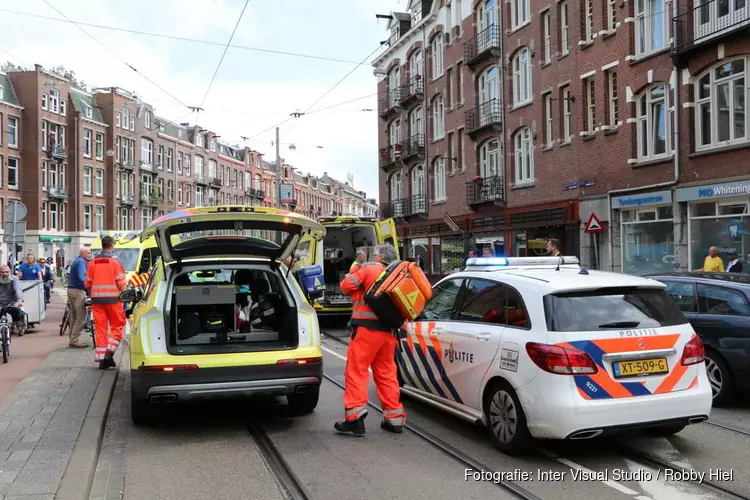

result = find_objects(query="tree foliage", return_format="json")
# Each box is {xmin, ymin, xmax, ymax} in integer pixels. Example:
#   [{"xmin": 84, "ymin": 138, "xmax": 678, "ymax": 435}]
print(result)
[
  {"xmin": 0, "ymin": 61, "xmax": 87, "ymax": 91},
  {"xmin": 1, "ymin": 61, "xmax": 27, "ymax": 72}
]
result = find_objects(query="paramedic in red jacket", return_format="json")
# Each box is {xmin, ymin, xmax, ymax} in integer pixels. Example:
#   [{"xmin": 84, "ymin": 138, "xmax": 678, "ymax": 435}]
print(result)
[
  {"xmin": 334, "ymin": 244, "xmax": 406, "ymax": 436},
  {"xmin": 85, "ymin": 235, "xmax": 127, "ymax": 369}
]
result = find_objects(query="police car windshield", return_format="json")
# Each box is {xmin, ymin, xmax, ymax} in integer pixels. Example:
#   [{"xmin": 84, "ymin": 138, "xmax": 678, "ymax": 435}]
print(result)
[
  {"xmin": 543, "ymin": 287, "xmax": 686, "ymax": 332},
  {"xmin": 98, "ymin": 248, "xmax": 139, "ymax": 272}
]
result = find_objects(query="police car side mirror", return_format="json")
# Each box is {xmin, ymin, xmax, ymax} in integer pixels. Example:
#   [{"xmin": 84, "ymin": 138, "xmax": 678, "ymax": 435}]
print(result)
[
  {"xmin": 296, "ymin": 265, "xmax": 326, "ymax": 300},
  {"xmin": 119, "ymin": 288, "xmax": 141, "ymax": 303}
]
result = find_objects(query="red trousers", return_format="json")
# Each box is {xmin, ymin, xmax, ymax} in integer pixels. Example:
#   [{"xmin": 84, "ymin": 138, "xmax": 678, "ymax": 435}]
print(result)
[
  {"xmin": 92, "ymin": 303, "xmax": 125, "ymax": 362},
  {"xmin": 343, "ymin": 327, "xmax": 406, "ymax": 426}
]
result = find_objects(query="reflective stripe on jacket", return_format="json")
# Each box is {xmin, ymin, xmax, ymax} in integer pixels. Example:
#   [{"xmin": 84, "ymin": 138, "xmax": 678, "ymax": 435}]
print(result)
[
  {"xmin": 85, "ymin": 252, "xmax": 126, "ymax": 304},
  {"xmin": 340, "ymin": 262, "xmax": 389, "ymax": 331}
]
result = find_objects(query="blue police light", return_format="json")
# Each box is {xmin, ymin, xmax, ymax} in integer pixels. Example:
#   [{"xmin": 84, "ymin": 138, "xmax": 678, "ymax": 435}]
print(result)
[{"xmin": 466, "ymin": 257, "xmax": 509, "ymax": 267}]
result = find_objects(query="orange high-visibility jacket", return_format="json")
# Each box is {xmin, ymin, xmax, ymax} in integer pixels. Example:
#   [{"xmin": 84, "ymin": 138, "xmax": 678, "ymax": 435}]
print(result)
[
  {"xmin": 340, "ymin": 262, "xmax": 389, "ymax": 331},
  {"xmin": 85, "ymin": 251, "xmax": 126, "ymax": 304}
]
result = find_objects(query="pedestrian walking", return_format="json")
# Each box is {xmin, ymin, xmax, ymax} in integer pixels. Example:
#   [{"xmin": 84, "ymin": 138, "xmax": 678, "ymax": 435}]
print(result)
[
  {"xmin": 695, "ymin": 245, "xmax": 724, "ymax": 272},
  {"xmin": 0, "ymin": 265, "xmax": 27, "ymax": 336},
  {"xmin": 84, "ymin": 236, "xmax": 127, "ymax": 369},
  {"xmin": 546, "ymin": 238, "xmax": 561, "ymax": 257},
  {"xmin": 334, "ymin": 244, "xmax": 406, "ymax": 436},
  {"xmin": 38, "ymin": 257, "xmax": 54, "ymax": 304},
  {"xmin": 16, "ymin": 253, "xmax": 42, "ymax": 281},
  {"xmin": 67, "ymin": 247, "xmax": 91, "ymax": 348},
  {"xmin": 726, "ymin": 250, "xmax": 744, "ymax": 273}
]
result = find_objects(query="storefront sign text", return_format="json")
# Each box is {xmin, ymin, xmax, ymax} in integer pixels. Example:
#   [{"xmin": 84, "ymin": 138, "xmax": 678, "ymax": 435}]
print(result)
[
  {"xmin": 676, "ymin": 180, "xmax": 750, "ymax": 202},
  {"xmin": 612, "ymin": 190, "xmax": 673, "ymax": 208}
]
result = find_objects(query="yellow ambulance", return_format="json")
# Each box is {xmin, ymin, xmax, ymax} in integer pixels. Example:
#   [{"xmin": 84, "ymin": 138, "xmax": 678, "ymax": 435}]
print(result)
[
  {"xmin": 89, "ymin": 231, "xmax": 160, "ymax": 283},
  {"xmin": 293, "ymin": 216, "xmax": 399, "ymax": 318}
]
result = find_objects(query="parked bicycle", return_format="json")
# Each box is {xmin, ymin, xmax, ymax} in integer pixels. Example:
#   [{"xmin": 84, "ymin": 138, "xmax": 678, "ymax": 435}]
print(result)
[{"xmin": 59, "ymin": 298, "xmax": 94, "ymax": 345}]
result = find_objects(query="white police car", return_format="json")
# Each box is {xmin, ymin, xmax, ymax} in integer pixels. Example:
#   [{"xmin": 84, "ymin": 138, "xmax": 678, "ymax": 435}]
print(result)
[{"xmin": 396, "ymin": 256, "xmax": 712, "ymax": 455}]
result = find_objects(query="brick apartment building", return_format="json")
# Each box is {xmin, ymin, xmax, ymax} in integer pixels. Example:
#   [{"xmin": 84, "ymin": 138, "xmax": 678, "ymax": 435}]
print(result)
[
  {"xmin": 373, "ymin": 0, "xmax": 750, "ymax": 278},
  {"xmin": 0, "ymin": 64, "xmax": 375, "ymax": 266}
]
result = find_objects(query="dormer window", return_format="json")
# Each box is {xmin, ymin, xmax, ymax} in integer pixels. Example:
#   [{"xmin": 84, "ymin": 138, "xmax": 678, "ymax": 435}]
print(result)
[
  {"xmin": 196, "ymin": 132, "xmax": 204, "ymax": 148},
  {"xmin": 0, "ymin": 87, "xmax": 3, "ymax": 100},
  {"xmin": 82, "ymin": 102, "xmax": 93, "ymax": 119}
]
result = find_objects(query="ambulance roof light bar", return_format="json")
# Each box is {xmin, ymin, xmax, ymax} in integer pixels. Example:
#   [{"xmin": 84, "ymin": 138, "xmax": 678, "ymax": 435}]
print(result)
[{"xmin": 464, "ymin": 256, "xmax": 581, "ymax": 271}]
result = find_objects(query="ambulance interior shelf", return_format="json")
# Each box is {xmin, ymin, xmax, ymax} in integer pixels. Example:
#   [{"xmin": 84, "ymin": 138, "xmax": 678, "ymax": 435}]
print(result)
[
  {"xmin": 169, "ymin": 268, "xmax": 298, "ymax": 353},
  {"xmin": 321, "ymin": 226, "xmax": 377, "ymax": 303}
]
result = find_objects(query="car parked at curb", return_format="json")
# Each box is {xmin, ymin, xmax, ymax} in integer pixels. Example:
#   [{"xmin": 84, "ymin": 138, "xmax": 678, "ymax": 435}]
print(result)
[{"xmin": 648, "ymin": 272, "xmax": 750, "ymax": 406}]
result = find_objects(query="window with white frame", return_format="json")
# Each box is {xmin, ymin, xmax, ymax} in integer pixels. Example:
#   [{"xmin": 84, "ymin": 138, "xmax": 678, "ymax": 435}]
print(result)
[
  {"xmin": 82, "ymin": 102, "xmax": 92, "ymax": 119},
  {"xmin": 60, "ymin": 99, "xmax": 66, "ymax": 116},
  {"xmin": 83, "ymin": 166, "xmax": 92, "ymax": 194},
  {"xmin": 49, "ymin": 88, "xmax": 59, "ymax": 113},
  {"xmin": 411, "ymin": 165, "xmax": 425, "ymax": 197},
  {"xmin": 196, "ymin": 132, "xmax": 204, "ymax": 148},
  {"xmin": 96, "ymin": 206, "xmax": 104, "ymax": 231},
  {"xmin": 542, "ymin": 11, "xmax": 551, "ymax": 64},
  {"xmin": 512, "ymin": 47, "xmax": 531, "ymax": 105},
  {"xmin": 50, "ymin": 202, "xmax": 58, "ymax": 230},
  {"xmin": 141, "ymin": 208, "xmax": 153, "ymax": 229},
  {"xmin": 559, "ymin": 1, "xmax": 569, "ymax": 55},
  {"xmin": 608, "ymin": 70, "xmax": 618, "ymax": 126},
  {"xmin": 696, "ymin": 58, "xmax": 748, "ymax": 149},
  {"xmin": 584, "ymin": 0, "xmax": 594, "ymax": 41},
  {"xmin": 479, "ymin": 139, "xmax": 500, "ymax": 178},
  {"xmin": 95, "ymin": 168, "xmax": 104, "ymax": 196},
  {"xmin": 41, "ymin": 93, "xmax": 48, "ymax": 110},
  {"xmin": 431, "ymin": 34, "xmax": 444, "ymax": 78},
  {"xmin": 607, "ymin": 0, "xmax": 617, "ymax": 30},
  {"xmin": 543, "ymin": 93, "xmax": 553, "ymax": 146},
  {"xmin": 121, "ymin": 107, "xmax": 130, "ymax": 128},
  {"xmin": 95, "ymin": 132, "xmax": 104, "ymax": 159},
  {"xmin": 513, "ymin": 127, "xmax": 534, "ymax": 183},
  {"xmin": 432, "ymin": 94, "xmax": 444, "ymax": 139},
  {"xmin": 140, "ymin": 138, "xmax": 153, "ymax": 165},
  {"xmin": 635, "ymin": 0, "xmax": 667, "ymax": 57},
  {"xmin": 584, "ymin": 76, "xmax": 595, "ymax": 133},
  {"xmin": 7, "ymin": 157, "xmax": 18, "ymax": 189},
  {"xmin": 511, "ymin": 0, "xmax": 530, "ymax": 29},
  {"xmin": 636, "ymin": 83, "xmax": 671, "ymax": 159},
  {"xmin": 7, "ymin": 116, "xmax": 18, "ymax": 147},
  {"xmin": 432, "ymin": 156, "xmax": 446, "ymax": 201},
  {"xmin": 84, "ymin": 205, "xmax": 92, "ymax": 231},
  {"xmin": 83, "ymin": 129, "xmax": 92, "ymax": 157},
  {"xmin": 145, "ymin": 111, "xmax": 151, "ymax": 129}
]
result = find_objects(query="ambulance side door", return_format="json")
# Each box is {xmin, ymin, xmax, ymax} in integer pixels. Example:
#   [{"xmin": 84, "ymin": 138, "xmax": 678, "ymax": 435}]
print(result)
[
  {"xmin": 438, "ymin": 278, "xmax": 506, "ymax": 411},
  {"xmin": 398, "ymin": 277, "xmax": 464, "ymax": 399}
]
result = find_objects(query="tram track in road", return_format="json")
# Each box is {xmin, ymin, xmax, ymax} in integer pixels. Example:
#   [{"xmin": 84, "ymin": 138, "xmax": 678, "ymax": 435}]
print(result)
[
  {"xmin": 248, "ymin": 422, "xmax": 314, "ymax": 500},
  {"xmin": 320, "ymin": 330, "xmax": 541, "ymax": 500},
  {"xmin": 705, "ymin": 419, "xmax": 750, "ymax": 438},
  {"xmin": 615, "ymin": 445, "xmax": 750, "ymax": 500}
]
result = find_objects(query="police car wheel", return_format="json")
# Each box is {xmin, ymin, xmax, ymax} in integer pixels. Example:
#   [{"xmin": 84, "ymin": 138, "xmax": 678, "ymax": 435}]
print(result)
[
  {"xmin": 483, "ymin": 380, "xmax": 532, "ymax": 456},
  {"xmin": 131, "ymin": 393, "xmax": 152, "ymax": 426},
  {"xmin": 287, "ymin": 386, "xmax": 319, "ymax": 414},
  {"xmin": 704, "ymin": 350, "xmax": 733, "ymax": 407}
]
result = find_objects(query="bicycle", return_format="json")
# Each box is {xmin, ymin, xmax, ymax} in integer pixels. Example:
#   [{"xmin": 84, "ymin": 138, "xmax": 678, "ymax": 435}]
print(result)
[
  {"xmin": 59, "ymin": 299, "xmax": 94, "ymax": 345},
  {"xmin": 0, "ymin": 308, "xmax": 13, "ymax": 363}
]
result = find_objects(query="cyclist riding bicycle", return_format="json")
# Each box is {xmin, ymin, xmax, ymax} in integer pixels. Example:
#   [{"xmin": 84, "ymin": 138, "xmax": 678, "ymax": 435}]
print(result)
[{"xmin": 0, "ymin": 265, "xmax": 26, "ymax": 336}]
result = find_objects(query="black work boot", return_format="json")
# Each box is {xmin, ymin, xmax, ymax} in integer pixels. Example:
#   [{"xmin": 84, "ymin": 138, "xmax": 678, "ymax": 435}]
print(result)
[
  {"xmin": 381, "ymin": 420, "xmax": 404, "ymax": 433},
  {"xmin": 99, "ymin": 351, "xmax": 116, "ymax": 369},
  {"xmin": 334, "ymin": 412, "xmax": 367, "ymax": 436}
]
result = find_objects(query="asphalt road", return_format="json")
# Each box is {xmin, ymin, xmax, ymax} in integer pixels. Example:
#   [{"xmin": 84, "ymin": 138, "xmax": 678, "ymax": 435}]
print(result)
[{"xmin": 92, "ymin": 326, "xmax": 750, "ymax": 500}]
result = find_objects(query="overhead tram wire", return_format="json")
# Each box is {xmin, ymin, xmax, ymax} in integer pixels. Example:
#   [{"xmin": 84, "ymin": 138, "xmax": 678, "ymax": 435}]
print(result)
[
  {"xmin": 0, "ymin": 8, "xmax": 363, "ymax": 65},
  {"xmin": 197, "ymin": 0, "xmax": 251, "ymax": 111},
  {"xmin": 41, "ymin": 0, "xmax": 193, "ymax": 110}
]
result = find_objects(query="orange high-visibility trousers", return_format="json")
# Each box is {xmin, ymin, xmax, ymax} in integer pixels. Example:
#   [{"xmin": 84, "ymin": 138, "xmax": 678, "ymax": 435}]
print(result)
[
  {"xmin": 92, "ymin": 303, "xmax": 126, "ymax": 362},
  {"xmin": 343, "ymin": 326, "xmax": 406, "ymax": 426}
]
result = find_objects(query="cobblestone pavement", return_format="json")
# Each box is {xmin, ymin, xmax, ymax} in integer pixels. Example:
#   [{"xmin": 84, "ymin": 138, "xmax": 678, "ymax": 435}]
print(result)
[{"xmin": 0, "ymin": 324, "xmax": 122, "ymax": 499}]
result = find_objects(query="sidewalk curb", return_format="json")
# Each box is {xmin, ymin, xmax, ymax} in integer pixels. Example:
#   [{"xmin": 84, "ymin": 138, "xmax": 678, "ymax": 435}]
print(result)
[{"xmin": 55, "ymin": 345, "xmax": 124, "ymax": 500}]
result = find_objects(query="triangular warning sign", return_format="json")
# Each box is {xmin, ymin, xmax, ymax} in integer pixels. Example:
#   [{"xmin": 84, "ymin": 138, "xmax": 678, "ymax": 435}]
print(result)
[
  {"xmin": 314, "ymin": 277, "xmax": 321, "ymax": 287},
  {"xmin": 406, "ymin": 290, "xmax": 420, "ymax": 305},
  {"xmin": 584, "ymin": 212, "xmax": 604, "ymax": 233}
]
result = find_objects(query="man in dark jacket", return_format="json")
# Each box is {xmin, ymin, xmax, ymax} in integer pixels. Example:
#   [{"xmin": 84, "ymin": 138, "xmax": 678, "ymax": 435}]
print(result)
[{"xmin": 726, "ymin": 251, "xmax": 744, "ymax": 273}]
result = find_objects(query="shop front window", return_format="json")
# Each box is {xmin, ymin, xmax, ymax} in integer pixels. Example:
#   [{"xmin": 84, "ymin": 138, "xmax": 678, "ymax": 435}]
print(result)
[
  {"xmin": 407, "ymin": 238, "xmax": 428, "ymax": 271},
  {"xmin": 474, "ymin": 235, "xmax": 505, "ymax": 256},
  {"xmin": 621, "ymin": 206, "xmax": 674, "ymax": 275},
  {"xmin": 689, "ymin": 201, "xmax": 750, "ymax": 273},
  {"xmin": 441, "ymin": 236, "xmax": 465, "ymax": 274}
]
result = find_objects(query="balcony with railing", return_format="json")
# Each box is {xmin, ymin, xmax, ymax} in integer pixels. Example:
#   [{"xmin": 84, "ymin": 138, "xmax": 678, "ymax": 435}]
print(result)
[
  {"xmin": 397, "ymin": 134, "xmax": 425, "ymax": 162},
  {"xmin": 47, "ymin": 145, "xmax": 67, "ymax": 161},
  {"xmin": 48, "ymin": 186, "xmax": 68, "ymax": 199},
  {"xmin": 194, "ymin": 175, "xmax": 207, "ymax": 185},
  {"xmin": 466, "ymin": 175, "xmax": 505, "ymax": 207},
  {"xmin": 246, "ymin": 187, "xmax": 265, "ymax": 199},
  {"xmin": 210, "ymin": 177, "xmax": 222, "ymax": 187},
  {"xmin": 379, "ymin": 143, "xmax": 401, "ymax": 171},
  {"xmin": 120, "ymin": 193, "xmax": 137, "ymax": 206},
  {"xmin": 379, "ymin": 194, "xmax": 427, "ymax": 219},
  {"xmin": 119, "ymin": 159, "xmax": 135, "ymax": 170},
  {"xmin": 140, "ymin": 160, "xmax": 154, "ymax": 171},
  {"xmin": 140, "ymin": 188, "xmax": 161, "ymax": 206},
  {"xmin": 673, "ymin": 0, "xmax": 750, "ymax": 58},
  {"xmin": 398, "ymin": 75, "xmax": 424, "ymax": 106},
  {"xmin": 379, "ymin": 87, "xmax": 403, "ymax": 118},
  {"xmin": 463, "ymin": 24, "xmax": 501, "ymax": 68},
  {"xmin": 465, "ymin": 99, "xmax": 502, "ymax": 137}
]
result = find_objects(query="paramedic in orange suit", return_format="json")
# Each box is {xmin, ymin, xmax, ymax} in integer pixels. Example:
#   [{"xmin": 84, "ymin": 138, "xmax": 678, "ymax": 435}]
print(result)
[
  {"xmin": 85, "ymin": 235, "xmax": 127, "ymax": 370},
  {"xmin": 335, "ymin": 244, "xmax": 406, "ymax": 436}
]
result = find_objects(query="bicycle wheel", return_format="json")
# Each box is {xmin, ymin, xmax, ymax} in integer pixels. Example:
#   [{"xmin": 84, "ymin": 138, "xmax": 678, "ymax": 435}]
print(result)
[
  {"xmin": 2, "ymin": 325, "xmax": 10, "ymax": 363},
  {"xmin": 59, "ymin": 303, "xmax": 70, "ymax": 336}
]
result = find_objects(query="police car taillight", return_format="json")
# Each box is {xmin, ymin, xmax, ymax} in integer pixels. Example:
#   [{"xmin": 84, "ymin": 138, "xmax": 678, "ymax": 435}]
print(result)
[
  {"xmin": 680, "ymin": 336, "xmax": 705, "ymax": 366},
  {"xmin": 525, "ymin": 342, "xmax": 598, "ymax": 375}
]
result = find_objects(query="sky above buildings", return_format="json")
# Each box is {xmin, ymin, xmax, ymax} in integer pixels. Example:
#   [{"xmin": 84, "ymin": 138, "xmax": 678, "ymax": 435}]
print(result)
[{"xmin": 0, "ymin": 0, "xmax": 404, "ymax": 201}]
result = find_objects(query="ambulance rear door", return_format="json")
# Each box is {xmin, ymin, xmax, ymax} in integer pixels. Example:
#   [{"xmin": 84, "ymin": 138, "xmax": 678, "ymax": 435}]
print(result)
[{"xmin": 376, "ymin": 218, "xmax": 400, "ymax": 258}]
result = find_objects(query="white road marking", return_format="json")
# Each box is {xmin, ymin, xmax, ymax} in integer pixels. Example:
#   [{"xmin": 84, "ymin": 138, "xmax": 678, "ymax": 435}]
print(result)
[
  {"xmin": 623, "ymin": 457, "xmax": 717, "ymax": 500},
  {"xmin": 322, "ymin": 343, "xmax": 652, "ymax": 500},
  {"xmin": 557, "ymin": 458, "xmax": 641, "ymax": 496}
]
